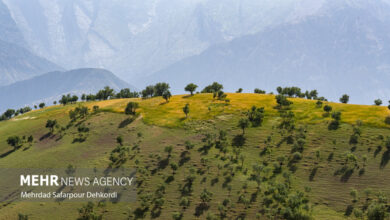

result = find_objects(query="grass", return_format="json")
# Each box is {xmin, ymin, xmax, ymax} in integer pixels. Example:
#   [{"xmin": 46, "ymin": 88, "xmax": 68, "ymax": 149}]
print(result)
[
  {"xmin": 64, "ymin": 93, "xmax": 390, "ymax": 128},
  {"xmin": 0, "ymin": 93, "xmax": 389, "ymax": 219}
]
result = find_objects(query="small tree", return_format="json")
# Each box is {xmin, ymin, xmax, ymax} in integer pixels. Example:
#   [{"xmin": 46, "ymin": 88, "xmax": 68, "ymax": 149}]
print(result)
[
  {"xmin": 185, "ymin": 83, "xmax": 198, "ymax": 95},
  {"xmin": 172, "ymin": 212, "xmax": 183, "ymax": 220},
  {"xmin": 183, "ymin": 104, "xmax": 190, "ymax": 118},
  {"xmin": 238, "ymin": 118, "xmax": 249, "ymax": 135},
  {"xmin": 200, "ymin": 188, "xmax": 213, "ymax": 206},
  {"xmin": 164, "ymin": 146, "xmax": 173, "ymax": 158},
  {"xmin": 236, "ymin": 88, "xmax": 243, "ymax": 93},
  {"xmin": 77, "ymin": 202, "xmax": 102, "ymax": 220},
  {"xmin": 116, "ymin": 136, "xmax": 123, "ymax": 146},
  {"xmin": 27, "ymin": 135, "xmax": 34, "ymax": 143},
  {"xmin": 125, "ymin": 102, "xmax": 139, "ymax": 115},
  {"xmin": 46, "ymin": 119, "xmax": 57, "ymax": 133},
  {"xmin": 170, "ymin": 162, "xmax": 178, "ymax": 175},
  {"xmin": 374, "ymin": 99, "xmax": 383, "ymax": 106},
  {"xmin": 81, "ymin": 94, "xmax": 86, "ymax": 101},
  {"xmin": 275, "ymin": 95, "xmax": 292, "ymax": 107},
  {"xmin": 7, "ymin": 136, "xmax": 22, "ymax": 149},
  {"xmin": 96, "ymin": 86, "xmax": 114, "ymax": 100},
  {"xmin": 340, "ymin": 94, "xmax": 350, "ymax": 104},
  {"xmin": 367, "ymin": 202, "xmax": 387, "ymax": 220},
  {"xmin": 39, "ymin": 103, "xmax": 45, "ymax": 109},
  {"xmin": 93, "ymin": 106, "xmax": 99, "ymax": 113},
  {"xmin": 162, "ymin": 90, "xmax": 172, "ymax": 102},
  {"xmin": 3, "ymin": 109, "xmax": 15, "ymax": 119}
]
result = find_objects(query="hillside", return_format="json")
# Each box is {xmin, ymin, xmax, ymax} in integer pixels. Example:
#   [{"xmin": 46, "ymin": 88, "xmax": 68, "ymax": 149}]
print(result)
[
  {"xmin": 0, "ymin": 68, "xmax": 134, "ymax": 112},
  {"xmin": 0, "ymin": 93, "xmax": 390, "ymax": 219}
]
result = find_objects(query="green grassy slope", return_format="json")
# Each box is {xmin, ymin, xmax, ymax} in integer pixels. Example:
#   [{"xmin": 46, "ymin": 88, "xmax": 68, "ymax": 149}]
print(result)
[{"xmin": 0, "ymin": 93, "xmax": 389, "ymax": 219}]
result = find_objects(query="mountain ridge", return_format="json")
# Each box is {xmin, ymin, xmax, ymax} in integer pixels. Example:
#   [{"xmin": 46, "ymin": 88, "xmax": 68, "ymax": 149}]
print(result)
[
  {"xmin": 139, "ymin": 2, "xmax": 390, "ymax": 104},
  {"xmin": 0, "ymin": 68, "xmax": 134, "ymax": 111}
]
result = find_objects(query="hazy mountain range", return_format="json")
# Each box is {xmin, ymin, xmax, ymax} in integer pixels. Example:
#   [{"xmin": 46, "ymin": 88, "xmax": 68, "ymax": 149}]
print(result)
[
  {"xmin": 2, "ymin": 0, "xmax": 326, "ymax": 82},
  {"xmin": 140, "ymin": 0, "xmax": 390, "ymax": 103},
  {"xmin": 0, "ymin": 0, "xmax": 62, "ymax": 86},
  {"xmin": 0, "ymin": 68, "xmax": 132, "ymax": 111},
  {"xmin": 0, "ymin": 0, "xmax": 390, "ymax": 107}
]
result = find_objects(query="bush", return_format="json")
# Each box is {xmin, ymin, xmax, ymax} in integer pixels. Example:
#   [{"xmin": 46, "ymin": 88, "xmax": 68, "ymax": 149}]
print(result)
[
  {"xmin": 367, "ymin": 202, "xmax": 387, "ymax": 220},
  {"xmin": 290, "ymin": 152, "xmax": 302, "ymax": 163},
  {"xmin": 323, "ymin": 105, "xmax": 332, "ymax": 113},
  {"xmin": 385, "ymin": 116, "xmax": 390, "ymax": 125},
  {"xmin": 331, "ymin": 111, "xmax": 342, "ymax": 121},
  {"xmin": 328, "ymin": 120, "xmax": 340, "ymax": 130}
]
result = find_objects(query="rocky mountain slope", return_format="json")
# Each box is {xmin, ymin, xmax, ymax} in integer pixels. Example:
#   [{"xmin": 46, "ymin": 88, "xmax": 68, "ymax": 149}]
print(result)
[
  {"xmin": 0, "ymin": 68, "xmax": 133, "ymax": 111},
  {"xmin": 140, "ymin": 0, "xmax": 390, "ymax": 104}
]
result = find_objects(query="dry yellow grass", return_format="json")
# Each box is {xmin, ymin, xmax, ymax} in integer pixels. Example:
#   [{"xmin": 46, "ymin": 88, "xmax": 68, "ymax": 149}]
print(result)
[{"xmin": 73, "ymin": 93, "xmax": 390, "ymax": 128}]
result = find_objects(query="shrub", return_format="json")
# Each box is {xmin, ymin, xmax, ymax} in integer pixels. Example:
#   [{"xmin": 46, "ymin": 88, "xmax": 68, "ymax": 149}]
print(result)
[
  {"xmin": 385, "ymin": 116, "xmax": 390, "ymax": 125},
  {"xmin": 367, "ymin": 202, "xmax": 387, "ymax": 220},
  {"xmin": 93, "ymin": 105, "xmax": 99, "ymax": 112},
  {"xmin": 328, "ymin": 120, "xmax": 340, "ymax": 130},
  {"xmin": 331, "ymin": 111, "xmax": 342, "ymax": 121},
  {"xmin": 323, "ymin": 105, "xmax": 332, "ymax": 113}
]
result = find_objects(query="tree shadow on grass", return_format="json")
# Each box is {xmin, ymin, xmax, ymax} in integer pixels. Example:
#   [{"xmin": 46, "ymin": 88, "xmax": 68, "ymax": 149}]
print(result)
[
  {"xmin": 374, "ymin": 145, "xmax": 382, "ymax": 158},
  {"xmin": 340, "ymin": 168, "xmax": 354, "ymax": 182},
  {"xmin": 118, "ymin": 117, "xmax": 135, "ymax": 128},
  {"xmin": 0, "ymin": 149, "xmax": 16, "ymax": 158},
  {"xmin": 39, "ymin": 132, "xmax": 52, "ymax": 141},
  {"xmin": 194, "ymin": 203, "xmax": 209, "ymax": 217},
  {"xmin": 179, "ymin": 151, "xmax": 190, "ymax": 166},
  {"xmin": 232, "ymin": 134, "xmax": 246, "ymax": 147},
  {"xmin": 345, "ymin": 205, "xmax": 354, "ymax": 216},
  {"xmin": 309, "ymin": 166, "xmax": 318, "ymax": 181},
  {"xmin": 380, "ymin": 150, "xmax": 390, "ymax": 169}
]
